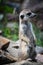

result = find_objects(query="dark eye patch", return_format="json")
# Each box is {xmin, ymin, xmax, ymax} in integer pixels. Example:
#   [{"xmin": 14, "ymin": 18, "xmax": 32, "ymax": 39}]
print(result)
[
  {"xmin": 20, "ymin": 15, "xmax": 24, "ymax": 19},
  {"xmin": 13, "ymin": 46, "xmax": 19, "ymax": 49},
  {"xmin": 27, "ymin": 12, "xmax": 31, "ymax": 16}
]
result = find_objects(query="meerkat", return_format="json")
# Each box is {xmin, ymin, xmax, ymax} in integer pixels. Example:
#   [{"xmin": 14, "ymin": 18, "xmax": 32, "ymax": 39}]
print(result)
[
  {"xmin": 19, "ymin": 9, "xmax": 37, "ymax": 60},
  {"xmin": 7, "ymin": 9, "xmax": 37, "ymax": 61},
  {"xmin": 19, "ymin": 9, "xmax": 37, "ymax": 46},
  {"xmin": 5, "ymin": 9, "xmax": 43, "ymax": 62}
]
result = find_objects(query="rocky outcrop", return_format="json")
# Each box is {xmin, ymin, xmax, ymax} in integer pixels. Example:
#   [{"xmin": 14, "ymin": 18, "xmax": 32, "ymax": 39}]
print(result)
[
  {"xmin": 4, "ymin": 57, "xmax": 43, "ymax": 65},
  {"xmin": 0, "ymin": 36, "xmax": 43, "ymax": 65}
]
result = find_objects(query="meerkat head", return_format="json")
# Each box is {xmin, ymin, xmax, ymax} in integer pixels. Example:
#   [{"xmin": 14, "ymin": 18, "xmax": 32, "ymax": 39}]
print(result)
[{"xmin": 19, "ymin": 9, "xmax": 36, "ymax": 23}]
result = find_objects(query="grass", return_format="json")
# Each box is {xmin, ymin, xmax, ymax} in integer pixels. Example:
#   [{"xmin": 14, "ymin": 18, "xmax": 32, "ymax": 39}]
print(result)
[
  {"xmin": 33, "ymin": 24, "xmax": 43, "ymax": 47},
  {"xmin": 2, "ymin": 22, "xmax": 19, "ymax": 41}
]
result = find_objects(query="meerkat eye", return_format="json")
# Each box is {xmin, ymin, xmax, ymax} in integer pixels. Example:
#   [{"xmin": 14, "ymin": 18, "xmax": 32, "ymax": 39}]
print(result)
[
  {"xmin": 27, "ymin": 12, "xmax": 31, "ymax": 16},
  {"xmin": 20, "ymin": 15, "xmax": 24, "ymax": 19}
]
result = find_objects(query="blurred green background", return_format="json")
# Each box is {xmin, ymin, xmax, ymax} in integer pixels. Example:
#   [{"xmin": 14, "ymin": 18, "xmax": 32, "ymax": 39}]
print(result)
[{"xmin": 0, "ymin": 0, "xmax": 43, "ymax": 47}]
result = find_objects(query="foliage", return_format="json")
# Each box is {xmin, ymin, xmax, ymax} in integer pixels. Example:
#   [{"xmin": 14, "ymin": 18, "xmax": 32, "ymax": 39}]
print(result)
[
  {"xmin": 2, "ymin": 22, "xmax": 19, "ymax": 41},
  {"xmin": 0, "ymin": 1, "xmax": 43, "ymax": 46},
  {"xmin": 2, "ymin": 22, "xmax": 43, "ymax": 46},
  {"xmin": 5, "ymin": 6, "xmax": 13, "ymax": 13},
  {"xmin": 33, "ymin": 24, "xmax": 43, "ymax": 47},
  {"xmin": 0, "ymin": 0, "xmax": 1, "ymax": 3}
]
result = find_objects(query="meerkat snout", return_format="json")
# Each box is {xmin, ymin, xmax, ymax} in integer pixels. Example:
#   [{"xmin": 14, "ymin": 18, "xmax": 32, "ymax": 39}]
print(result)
[{"xmin": 29, "ymin": 13, "xmax": 36, "ymax": 18}]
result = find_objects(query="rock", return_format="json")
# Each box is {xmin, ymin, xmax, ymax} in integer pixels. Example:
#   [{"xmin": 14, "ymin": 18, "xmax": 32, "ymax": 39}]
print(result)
[
  {"xmin": 6, "ymin": 13, "xmax": 18, "ymax": 21},
  {"xmin": 7, "ymin": 40, "xmax": 43, "ymax": 62},
  {"xmin": 0, "ymin": 36, "xmax": 43, "ymax": 65},
  {"xmin": 36, "ymin": 46, "xmax": 43, "ymax": 54},
  {"xmin": 0, "ymin": 14, "xmax": 4, "ymax": 21},
  {"xmin": 0, "ymin": 30, "xmax": 2, "ymax": 35},
  {"xmin": 7, "ymin": 40, "xmax": 32, "ymax": 61},
  {"xmin": 5, "ymin": 59, "xmax": 43, "ymax": 65},
  {"xmin": 36, "ymin": 54, "xmax": 43, "ymax": 63},
  {"xmin": 0, "ymin": 36, "xmax": 10, "ymax": 50}
]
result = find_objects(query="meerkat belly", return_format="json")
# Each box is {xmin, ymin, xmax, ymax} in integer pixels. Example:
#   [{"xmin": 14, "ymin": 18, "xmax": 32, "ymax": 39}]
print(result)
[
  {"xmin": 27, "ymin": 30, "xmax": 34, "ymax": 41},
  {"xmin": 19, "ymin": 24, "xmax": 27, "ymax": 34},
  {"xmin": 19, "ymin": 41, "xmax": 30, "ymax": 60}
]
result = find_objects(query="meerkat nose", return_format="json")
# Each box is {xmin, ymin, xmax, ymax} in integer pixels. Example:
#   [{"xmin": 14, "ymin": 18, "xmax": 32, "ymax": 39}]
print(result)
[{"xmin": 29, "ymin": 13, "xmax": 37, "ymax": 18}]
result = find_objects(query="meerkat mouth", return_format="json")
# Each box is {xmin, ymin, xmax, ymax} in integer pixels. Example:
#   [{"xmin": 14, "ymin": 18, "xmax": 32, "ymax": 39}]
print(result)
[
  {"xmin": 21, "ymin": 20, "xmax": 28, "ymax": 25},
  {"xmin": 24, "ymin": 21, "xmax": 28, "ymax": 25}
]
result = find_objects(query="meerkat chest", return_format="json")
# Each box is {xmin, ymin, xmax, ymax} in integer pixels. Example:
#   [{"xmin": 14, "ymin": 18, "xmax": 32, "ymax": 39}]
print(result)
[
  {"xmin": 26, "ymin": 23, "xmax": 34, "ymax": 39},
  {"xmin": 19, "ymin": 23, "xmax": 27, "ymax": 33}
]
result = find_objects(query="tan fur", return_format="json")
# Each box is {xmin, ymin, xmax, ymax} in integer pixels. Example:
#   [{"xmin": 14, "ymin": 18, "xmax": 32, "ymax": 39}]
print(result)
[
  {"xmin": 19, "ymin": 41, "xmax": 30, "ymax": 60},
  {"xmin": 19, "ymin": 9, "xmax": 36, "ymax": 46},
  {"xmin": 19, "ymin": 9, "xmax": 37, "ymax": 60},
  {"xmin": 19, "ymin": 31, "xmax": 30, "ymax": 44}
]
